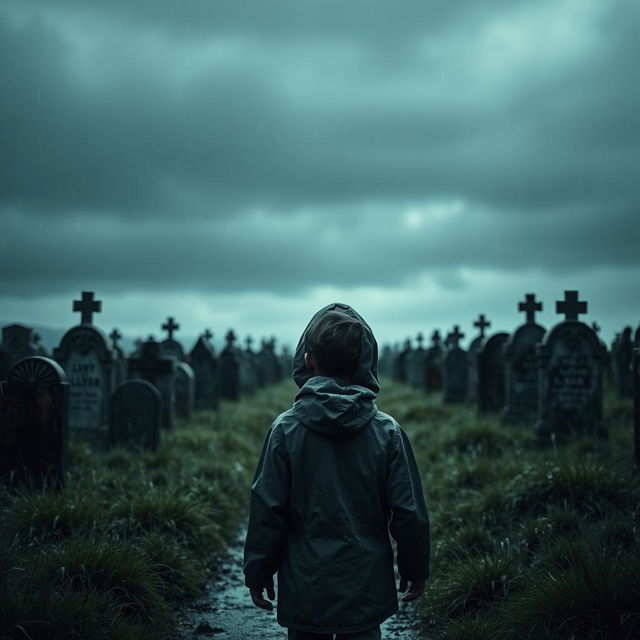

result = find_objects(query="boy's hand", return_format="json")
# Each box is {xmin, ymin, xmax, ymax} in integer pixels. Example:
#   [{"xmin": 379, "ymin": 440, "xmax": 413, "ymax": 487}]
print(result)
[
  {"xmin": 399, "ymin": 577, "xmax": 426, "ymax": 602},
  {"xmin": 249, "ymin": 583, "xmax": 276, "ymax": 610}
]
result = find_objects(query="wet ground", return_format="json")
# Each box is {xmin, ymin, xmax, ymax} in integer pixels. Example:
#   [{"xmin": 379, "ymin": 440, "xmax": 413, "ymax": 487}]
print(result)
[{"xmin": 170, "ymin": 530, "xmax": 425, "ymax": 640}]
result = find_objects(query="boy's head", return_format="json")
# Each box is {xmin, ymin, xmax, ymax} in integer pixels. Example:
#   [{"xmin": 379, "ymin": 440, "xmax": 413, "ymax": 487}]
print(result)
[{"xmin": 304, "ymin": 310, "xmax": 363, "ymax": 380}]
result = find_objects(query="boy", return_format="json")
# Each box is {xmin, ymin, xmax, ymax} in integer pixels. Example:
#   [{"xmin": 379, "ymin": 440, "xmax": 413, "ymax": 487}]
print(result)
[{"xmin": 244, "ymin": 303, "xmax": 430, "ymax": 639}]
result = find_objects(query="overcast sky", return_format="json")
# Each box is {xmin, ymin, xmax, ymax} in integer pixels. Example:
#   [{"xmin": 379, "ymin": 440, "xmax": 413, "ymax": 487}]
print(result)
[{"xmin": 1, "ymin": 0, "xmax": 638, "ymax": 350}]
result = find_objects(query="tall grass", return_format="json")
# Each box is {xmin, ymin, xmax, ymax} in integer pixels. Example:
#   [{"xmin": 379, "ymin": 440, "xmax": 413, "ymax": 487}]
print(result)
[
  {"xmin": 376, "ymin": 380, "xmax": 640, "ymax": 640},
  {"xmin": 0, "ymin": 382, "xmax": 297, "ymax": 640}
]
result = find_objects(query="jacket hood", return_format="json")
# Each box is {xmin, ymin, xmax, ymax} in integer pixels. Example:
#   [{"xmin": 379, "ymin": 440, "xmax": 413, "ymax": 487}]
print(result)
[
  {"xmin": 293, "ymin": 376, "xmax": 378, "ymax": 436},
  {"xmin": 292, "ymin": 302, "xmax": 380, "ymax": 394}
]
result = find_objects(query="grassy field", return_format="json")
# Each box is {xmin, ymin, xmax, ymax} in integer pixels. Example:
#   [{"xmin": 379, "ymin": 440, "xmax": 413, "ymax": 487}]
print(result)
[
  {"xmin": 1, "ymin": 380, "xmax": 638, "ymax": 639},
  {"xmin": 376, "ymin": 382, "xmax": 640, "ymax": 640}
]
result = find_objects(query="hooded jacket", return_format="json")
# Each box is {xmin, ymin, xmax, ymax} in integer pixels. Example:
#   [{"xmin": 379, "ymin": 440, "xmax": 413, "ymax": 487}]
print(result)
[{"xmin": 243, "ymin": 303, "xmax": 430, "ymax": 633}]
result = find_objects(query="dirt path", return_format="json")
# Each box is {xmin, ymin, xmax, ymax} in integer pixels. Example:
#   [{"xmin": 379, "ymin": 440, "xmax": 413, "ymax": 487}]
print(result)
[{"xmin": 170, "ymin": 529, "xmax": 425, "ymax": 640}]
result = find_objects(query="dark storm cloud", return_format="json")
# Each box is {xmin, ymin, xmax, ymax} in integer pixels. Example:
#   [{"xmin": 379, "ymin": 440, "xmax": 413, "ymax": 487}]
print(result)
[{"xmin": 1, "ymin": 0, "xmax": 639, "ymax": 296}]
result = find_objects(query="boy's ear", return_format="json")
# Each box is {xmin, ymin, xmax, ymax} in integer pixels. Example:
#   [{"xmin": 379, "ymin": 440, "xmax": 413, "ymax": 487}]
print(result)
[{"xmin": 304, "ymin": 352, "xmax": 315, "ymax": 371}]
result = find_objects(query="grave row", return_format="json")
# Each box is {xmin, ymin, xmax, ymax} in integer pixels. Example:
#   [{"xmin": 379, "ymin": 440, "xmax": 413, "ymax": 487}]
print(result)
[
  {"xmin": 380, "ymin": 291, "xmax": 640, "ymax": 450},
  {"xmin": 0, "ymin": 292, "xmax": 293, "ymax": 489}
]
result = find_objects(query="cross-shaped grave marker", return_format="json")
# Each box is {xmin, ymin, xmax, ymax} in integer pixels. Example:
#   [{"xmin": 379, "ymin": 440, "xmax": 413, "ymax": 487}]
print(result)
[
  {"xmin": 473, "ymin": 314, "xmax": 491, "ymax": 337},
  {"xmin": 448, "ymin": 325, "xmax": 465, "ymax": 348},
  {"xmin": 162, "ymin": 317, "xmax": 180, "ymax": 340},
  {"xmin": 518, "ymin": 293, "xmax": 543, "ymax": 325},
  {"xmin": 431, "ymin": 330, "xmax": 442, "ymax": 345},
  {"xmin": 73, "ymin": 291, "xmax": 102, "ymax": 325},
  {"xmin": 416, "ymin": 332, "xmax": 424, "ymax": 349},
  {"xmin": 245, "ymin": 335, "xmax": 254, "ymax": 350},
  {"xmin": 109, "ymin": 328, "xmax": 122, "ymax": 349},
  {"xmin": 203, "ymin": 328, "xmax": 213, "ymax": 341},
  {"xmin": 226, "ymin": 329, "xmax": 237, "ymax": 347},
  {"xmin": 556, "ymin": 290, "xmax": 587, "ymax": 322}
]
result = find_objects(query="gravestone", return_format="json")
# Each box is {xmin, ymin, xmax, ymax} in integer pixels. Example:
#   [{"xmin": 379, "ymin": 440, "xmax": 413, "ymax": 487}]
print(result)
[
  {"xmin": 109, "ymin": 379, "xmax": 161, "ymax": 451},
  {"xmin": 128, "ymin": 337, "xmax": 177, "ymax": 429},
  {"xmin": 634, "ymin": 348, "xmax": 640, "ymax": 472},
  {"xmin": 175, "ymin": 361, "xmax": 195, "ymax": 419},
  {"xmin": 393, "ymin": 339, "xmax": 412, "ymax": 383},
  {"xmin": 219, "ymin": 330, "xmax": 241, "ymax": 400},
  {"xmin": 424, "ymin": 330, "xmax": 444, "ymax": 392},
  {"xmin": 467, "ymin": 314, "xmax": 491, "ymax": 403},
  {"xmin": 613, "ymin": 326, "xmax": 633, "ymax": 398},
  {"xmin": 245, "ymin": 335, "xmax": 266, "ymax": 389},
  {"xmin": 0, "ymin": 357, "xmax": 69, "ymax": 489},
  {"xmin": 535, "ymin": 291, "xmax": 607, "ymax": 444},
  {"xmin": 378, "ymin": 345, "xmax": 393, "ymax": 379},
  {"xmin": 503, "ymin": 294, "xmax": 546, "ymax": 425},
  {"xmin": 443, "ymin": 326, "xmax": 468, "ymax": 404},
  {"xmin": 109, "ymin": 328, "xmax": 128, "ymax": 389},
  {"xmin": 257, "ymin": 338, "xmax": 282, "ymax": 386},
  {"xmin": 477, "ymin": 332, "xmax": 509, "ymax": 413},
  {"xmin": 1, "ymin": 324, "xmax": 41, "ymax": 378},
  {"xmin": 53, "ymin": 292, "xmax": 114, "ymax": 437},
  {"xmin": 189, "ymin": 330, "xmax": 219, "ymax": 411},
  {"xmin": 160, "ymin": 316, "xmax": 188, "ymax": 362},
  {"xmin": 408, "ymin": 333, "xmax": 426, "ymax": 389}
]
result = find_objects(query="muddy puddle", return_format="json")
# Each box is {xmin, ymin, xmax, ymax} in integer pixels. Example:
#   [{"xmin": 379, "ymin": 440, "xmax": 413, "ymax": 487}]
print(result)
[{"xmin": 170, "ymin": 529, "xmax": 426, "ymax": 640}]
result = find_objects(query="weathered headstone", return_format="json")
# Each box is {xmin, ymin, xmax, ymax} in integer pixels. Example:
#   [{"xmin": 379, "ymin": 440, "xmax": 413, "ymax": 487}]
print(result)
[
  {"xmin": 424, "ymin": 330, "xmax": 444, "ymax": 392},
  {"xmin": 109, "ymin": 328, "xmax": 128, "ymax": 389},
  {"xmin": 1, "ymin": 324, "xmax": 41, "ymax": 378},
  {"xmin": 408, "ymin": 333, "xmax": 426, "ymax": 389},
  {"xmin": 189, "ymin": 330, "xmax": 219, "ymax": 411},
  {"xmin": 503, "ymin": 294, "xmax": 546, "ymax": 425},
  {"xmin": 535, "ymin": 290, "xmax": 607, "ymax": 444},
  {"xmin": 53, "ymin": 292, "xmax": 114, "ymax": 437},
  {"xmin": 160, "ymin": 316, "xmax": 187, "ymax": 362},
  {"xmin": 613, "ymin": 326, "xmax": 633, "ymax": 398},
  {"xmin": 443, "ymin": 326, "xmax": 468, "ymax": 404},
  {"xmin": 175, "ymin": 361, "xmax": 195, "ymax": 419},
  {"xmin": 378, "ymin": 345, "xmax": 393, "ymax": 379},
  {"xmin": 109, "ymin": 379, "xmax": 161, "ymax": 451},
  {"xmin": 467, "ymin": 314, "xmax": 491, "ymax": 403},
  {"xmin": 219, "ymin": 330, "xmax": 240, "ymax": 400},
  {"xmin": 477, "ymin": 332, "xmax": 509, "ymax": 413},
  {"xmin": 128, "ymin": 337, "xmax": 177, "ymax": 429},
  {"xmin": 0, "ymin": 357, "xmax": 69, "ymax": 489},
  {"xmin": 393, "ymin": 339, "xmax": 412, "ymax": 383},
  {"xmin": 245, "ymin": 335, "xmax": 266, "ymax": 389}
]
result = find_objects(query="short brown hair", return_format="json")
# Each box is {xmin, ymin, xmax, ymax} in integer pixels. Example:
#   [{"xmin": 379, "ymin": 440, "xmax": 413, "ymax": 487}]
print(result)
[{"xmin": 305, "ymin": 310, "xmax": 362, "ymax": 379}]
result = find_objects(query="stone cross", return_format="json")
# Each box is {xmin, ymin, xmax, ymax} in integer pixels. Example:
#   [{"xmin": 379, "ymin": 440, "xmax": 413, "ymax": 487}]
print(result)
[
  {"xmin": 245, "ymin": 335, "xmax": 254, "ymax": 350},
  {"xmin": 473, "ymin": 314, "xmax": 491, "ymax": 337},
  {"xmin": 110, "ymin": 328, "xmax": 122, "ymax": 349},
  {"xmin": 162, "ymin": 317, "xmax": 180, "ymax": 340},
  {"xmin": 416, "ymin": 332, "xmax": 424, "ymax": 349},
  {"xmin": 518, "ymin": 293, "xmax": 543, "ymax": 325},
  {"xmin": 203, "ymin": 328, "xmax": 213, "ymax": 341},
  {"xmin": 448, "ymin": 326, "xmax": 465, "ymax": 348},
  {"xmin": 556, "ymin": 290, "xmax": 587, "ymax": 321},
  {"xmin": 226, "ymin": 329, "xmax": 236, "ymax": 347},
  {"xmin": 431, "ymin": 330, "xmax": 441, "ymax": 345},
  {"xmin": 73, "ymin": 291, "xmax": 102, "ymax": 325}
]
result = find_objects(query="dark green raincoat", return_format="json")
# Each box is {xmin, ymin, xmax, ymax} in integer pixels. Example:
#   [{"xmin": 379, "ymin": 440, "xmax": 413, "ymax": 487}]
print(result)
[{"xmin": 244, "ymin": 303, "xmax": 430, "ymax": 634}]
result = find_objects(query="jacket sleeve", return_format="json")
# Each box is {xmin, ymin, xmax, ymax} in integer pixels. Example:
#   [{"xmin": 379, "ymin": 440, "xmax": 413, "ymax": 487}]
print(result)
[
  {"xmin": 385, "ymin": 426, "xmax": 430, "ymax": 582},
  {"xmin": 243, "ymin": 423, "xmax": 290, "ymax": 589}
]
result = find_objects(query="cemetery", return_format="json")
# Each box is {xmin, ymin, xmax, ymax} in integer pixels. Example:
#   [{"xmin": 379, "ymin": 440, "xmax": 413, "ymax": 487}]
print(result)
[{"xmin": 0, "ymin": 290, "xmax": 639, "ymax": 640}]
